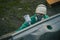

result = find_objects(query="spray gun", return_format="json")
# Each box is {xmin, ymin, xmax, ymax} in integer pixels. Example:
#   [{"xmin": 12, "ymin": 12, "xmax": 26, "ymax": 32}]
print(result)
[{"xmin": 23, "ymin": 14, "xmax": 31, "ymax": 25}]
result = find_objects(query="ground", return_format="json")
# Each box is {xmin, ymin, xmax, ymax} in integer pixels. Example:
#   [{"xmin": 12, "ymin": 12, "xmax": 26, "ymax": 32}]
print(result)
[{"xmin": 0, "ymin": 0, "xmax": 60, "ymax": 36}]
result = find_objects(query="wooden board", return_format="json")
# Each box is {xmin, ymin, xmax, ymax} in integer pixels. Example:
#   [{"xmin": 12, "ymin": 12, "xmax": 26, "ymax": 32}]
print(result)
[{"xmin": 46, "ymin": 0, "xmax": 60, "ymax": 5}]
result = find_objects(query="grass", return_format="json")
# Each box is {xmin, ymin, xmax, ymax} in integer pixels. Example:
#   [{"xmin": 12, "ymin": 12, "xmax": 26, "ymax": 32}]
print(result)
[{"xmin": 0, "ymin": 0, "xmax": 46, "ymax": 36}]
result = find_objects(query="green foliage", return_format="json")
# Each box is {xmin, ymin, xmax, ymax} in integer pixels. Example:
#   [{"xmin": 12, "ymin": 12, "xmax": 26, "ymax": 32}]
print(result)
[{"xmin": 0, "ymin": 0, "xmax": 43, "ymax": 36}]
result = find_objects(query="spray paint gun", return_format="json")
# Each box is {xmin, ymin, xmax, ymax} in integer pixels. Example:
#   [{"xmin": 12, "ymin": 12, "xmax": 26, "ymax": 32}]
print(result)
[{"xmin": 23, "ymin": 14, "xmax": 31, "ymax": 25}]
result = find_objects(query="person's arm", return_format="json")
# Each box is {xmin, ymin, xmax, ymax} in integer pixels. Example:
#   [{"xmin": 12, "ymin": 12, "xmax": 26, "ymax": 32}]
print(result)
[
  {"xmin": 16, "ymin": 22, "xmax": 29, "ymax": 31},
  {"xmin": 16, "ymin": 14, "xmax": 36, "ymax": 31},
  {"xmin": 44, "ymin": 14, "xmax": 49, "ymax": 19},
  {"xmin": 31, "ymin": 14, "xmax": 37, "ymax": 24}
]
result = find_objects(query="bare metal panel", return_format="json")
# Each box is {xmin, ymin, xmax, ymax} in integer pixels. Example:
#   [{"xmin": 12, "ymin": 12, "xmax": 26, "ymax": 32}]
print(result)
[{"xmin": 8, "ymin": 13, "xmax": 60, "ymax": 40}]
